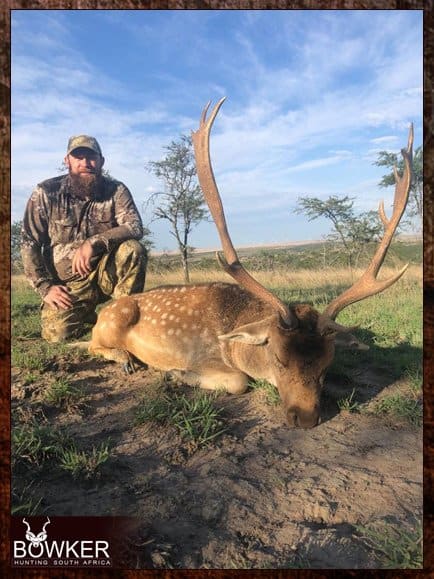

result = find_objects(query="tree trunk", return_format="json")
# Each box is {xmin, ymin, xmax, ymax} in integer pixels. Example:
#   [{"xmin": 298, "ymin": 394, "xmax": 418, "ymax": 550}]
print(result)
[{"xmin": 181, "ymin": 247, "xmax": 190, "ymax": 283}]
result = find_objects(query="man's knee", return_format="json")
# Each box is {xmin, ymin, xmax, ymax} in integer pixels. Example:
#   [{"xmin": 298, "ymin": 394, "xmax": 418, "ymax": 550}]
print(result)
[{"xmin": 117, "ymin": 239, "xmax": 147, "ymax": 261}]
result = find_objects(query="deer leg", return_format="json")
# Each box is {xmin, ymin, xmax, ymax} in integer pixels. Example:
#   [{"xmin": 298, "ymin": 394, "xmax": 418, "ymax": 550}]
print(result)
[
  {"xmin": 89, "ymin": 345, "xmax": 135, "ymax": 374},
  {"xmin": 169, "ymin": 367, "xmax": 248, "ymax": 394},
  {"xmin": 199, "ymin": 368, "xmax": 249, "ymax": 394}
]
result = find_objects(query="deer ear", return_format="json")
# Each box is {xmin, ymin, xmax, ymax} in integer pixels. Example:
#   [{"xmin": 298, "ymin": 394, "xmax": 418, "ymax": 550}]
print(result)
[{"xmin": 218, "ymin": 316, "xmax": 275, "ymax": 345}]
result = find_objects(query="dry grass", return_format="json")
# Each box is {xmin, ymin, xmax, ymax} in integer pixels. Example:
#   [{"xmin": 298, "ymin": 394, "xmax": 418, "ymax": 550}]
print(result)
[
  {"xmin": 13, "ymin": 265, "xmax": 422, "ymax": 295},
  {"xmin": 146, "ymin": 264, "xmax": 422, "ymax": 291}
]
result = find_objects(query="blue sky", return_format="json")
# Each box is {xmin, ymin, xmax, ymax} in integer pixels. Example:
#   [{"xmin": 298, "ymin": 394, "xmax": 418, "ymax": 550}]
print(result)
[{"xmin": 11, "ymin": 9, "xmax": 422, "ymax": 251}]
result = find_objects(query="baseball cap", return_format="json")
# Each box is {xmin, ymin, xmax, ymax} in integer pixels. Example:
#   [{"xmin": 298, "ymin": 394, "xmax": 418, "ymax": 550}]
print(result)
[{"xmin": 67, "ymin": 135, "xmax": 102, "ymax": 156}]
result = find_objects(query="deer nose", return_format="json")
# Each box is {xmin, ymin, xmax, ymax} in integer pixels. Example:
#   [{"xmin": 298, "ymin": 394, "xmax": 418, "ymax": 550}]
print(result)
[{"xmin": 286, "ymin": 407, "xmax": 320, "ymax": 428}]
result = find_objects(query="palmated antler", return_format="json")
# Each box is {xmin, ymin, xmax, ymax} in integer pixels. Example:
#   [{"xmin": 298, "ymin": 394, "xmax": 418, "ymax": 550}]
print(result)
[
  {"xmin": 192, "ymin": 98, "xmax": 298, "ymax": 329},
  {"xmin": 319, "ymin": 124, "xmax": 413, "ymax": 328}
]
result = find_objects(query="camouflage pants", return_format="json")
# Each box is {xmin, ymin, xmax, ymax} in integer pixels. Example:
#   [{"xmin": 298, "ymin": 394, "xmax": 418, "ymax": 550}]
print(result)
[{"xmin": 41, "ymin": 240, "xmax": 147, "ymax": 343}]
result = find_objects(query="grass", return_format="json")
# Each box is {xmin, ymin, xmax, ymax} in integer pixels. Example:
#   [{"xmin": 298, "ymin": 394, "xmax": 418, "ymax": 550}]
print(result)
[
  {"xmin": 11, "ymin": 265, "xmax": 422, "ymax": 433},
  {"xmin": 12, "ymin": 420, "xmax": 70, "ymax": 470},
  {"xmin": 136, "ymin": 388, "xmax": 227, "ymax": 447},
  {"xmin": 337, "ymin": 388, "xmax": 361, "ymax": 414},
  {"xmin": 146, "ymin": 263, "xmax": 421, "ymax": 295},
  {"xmin": 11, "ymin": 483, "xmax": 43, "ymax": 516},
  {"xmin": 58, "ymin": 441, "xmax": 111, "ymax": 480},
  {"xmin": 357, "ymin": 520, "xmax": 423, "ymax": 569},
  {"xmin": 373, "ymin": 394, "xmax": 422, "ymax": 427},
  {"xmin": 43, "ymin": 378, "xmax": 84, "ymax": 409},
  {"xmin": 250, "ymin": 379, "xmax": 281, "ymax": 406},
  {"xmin": 12, "ymin": 411, "xmax": 109, "ymax": 480}
]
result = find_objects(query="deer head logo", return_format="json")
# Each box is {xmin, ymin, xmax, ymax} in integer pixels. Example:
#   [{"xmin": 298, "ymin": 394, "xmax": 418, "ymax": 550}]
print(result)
[{"xmin": 22, "ymin": 518, "xmax": 50, "ymax": 547}]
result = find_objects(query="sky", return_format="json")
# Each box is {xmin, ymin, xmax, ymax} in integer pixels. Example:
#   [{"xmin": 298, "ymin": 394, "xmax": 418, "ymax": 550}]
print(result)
[{"xmin": 11, "ymin": 9, "xmax": 423, "ymax": 252}]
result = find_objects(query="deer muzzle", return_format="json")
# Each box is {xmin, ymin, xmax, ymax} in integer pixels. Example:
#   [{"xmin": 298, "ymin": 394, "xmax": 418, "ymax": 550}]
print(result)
[{"xmin": 286, "ymin": 405, "xmax": 321, "ymax": 428}]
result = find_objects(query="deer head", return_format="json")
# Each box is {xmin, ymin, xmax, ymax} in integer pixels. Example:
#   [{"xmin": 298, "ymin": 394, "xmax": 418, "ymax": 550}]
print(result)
[{"xmin": 192, "ymin": 98, "xmax": 413, "ymax": 428}]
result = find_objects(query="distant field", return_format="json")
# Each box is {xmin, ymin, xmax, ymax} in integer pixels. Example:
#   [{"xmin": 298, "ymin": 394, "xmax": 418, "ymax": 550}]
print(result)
[{"xmin": 148, "ymin": 239, "xmax": 422, "ymax": 274}]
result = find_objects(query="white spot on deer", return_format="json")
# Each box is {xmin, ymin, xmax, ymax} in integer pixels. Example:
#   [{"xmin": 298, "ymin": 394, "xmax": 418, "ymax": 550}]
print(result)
[
  {"xmin": 100, "ymin": 322, "xmax": 107, "ymax": 330},
  {"xmin": 169, "ymin": 315, "xmax": 175, "ymax": 321},
  {"xmin": 188, "ymin": 309, "xmax": 193, "ymax": 316},
  {"xmin": 151, "ymin": 319, "xmax": 157, "ymax": 325},
  {"xmin": 182, "ymin": 323, "xmax": 188, "ymax": 329},
  {"xmin": 175, "ymin": 329, "xmax": 182, "ymax": 336},
  {"xmin": 165, "ymin": 300, "xmax": 172, "ymax": 306},
  {"xmin": 168, "ymin": 328, "xmax": 175, "ymax": 336},
  {"xmin": 161, "ymin": 313, "xmax": 168, "ymax": 320},
  {"xmin": 180, "ymin": 287, "xmax": 187, "ymax": 292},
  {"xmin": 121, "ymin": 307, "xmax": 131, "ymax": 314}
]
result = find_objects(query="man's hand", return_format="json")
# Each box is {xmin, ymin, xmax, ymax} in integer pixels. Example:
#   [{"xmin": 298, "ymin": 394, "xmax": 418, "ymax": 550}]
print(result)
[
  {"xmin": 72, "ymin": 240, "xmax": 94, "ymax": 277},
  {"xmin": 44, "ymin": 285, "xmax": 73, "ymax": 310}
]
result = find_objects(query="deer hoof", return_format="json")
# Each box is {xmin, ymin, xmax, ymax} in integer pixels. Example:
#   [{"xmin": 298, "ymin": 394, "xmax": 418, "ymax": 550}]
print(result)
[{"xmin": 123, "ymin": 361, "xmax": 135, "ymax": 374}]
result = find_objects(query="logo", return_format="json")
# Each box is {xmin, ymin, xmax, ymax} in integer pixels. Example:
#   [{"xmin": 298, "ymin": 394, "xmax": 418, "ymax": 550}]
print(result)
[
  {"xmin": 23, "ymin": 517, "xmax": 51, "ymax": 550},
  {"xmin": 12, "ymin": 517, "xmax": 112, "ymax": 568}
]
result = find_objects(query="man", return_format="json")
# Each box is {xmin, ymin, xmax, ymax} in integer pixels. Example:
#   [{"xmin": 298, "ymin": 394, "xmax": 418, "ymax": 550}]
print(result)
[{"xmin": 21, "ymin": 135, "xmax": 147, "ymax": 343}]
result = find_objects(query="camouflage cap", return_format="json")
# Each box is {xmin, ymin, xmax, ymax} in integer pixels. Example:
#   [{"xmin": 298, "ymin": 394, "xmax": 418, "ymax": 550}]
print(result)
[{"xmin": 67, "ymin": 135, "xmax": 102, "ymax": 156}]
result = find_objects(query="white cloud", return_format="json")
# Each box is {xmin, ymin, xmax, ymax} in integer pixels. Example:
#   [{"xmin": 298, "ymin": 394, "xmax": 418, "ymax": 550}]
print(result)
[{"xmin": 11, "ymin": 10, "xmax": 422, "ymax": 249}]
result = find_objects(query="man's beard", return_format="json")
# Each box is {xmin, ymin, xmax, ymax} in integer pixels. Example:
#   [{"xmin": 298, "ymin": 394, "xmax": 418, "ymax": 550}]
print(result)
[{"xmin": 68, "ymin": 171, "xmax": 103, "ymax": 198}]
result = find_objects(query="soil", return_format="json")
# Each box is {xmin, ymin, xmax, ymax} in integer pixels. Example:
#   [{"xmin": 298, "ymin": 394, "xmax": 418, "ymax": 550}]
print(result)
[{"xmin": 11, "ymin": 352, "xmax": 423, "ymax": 570}]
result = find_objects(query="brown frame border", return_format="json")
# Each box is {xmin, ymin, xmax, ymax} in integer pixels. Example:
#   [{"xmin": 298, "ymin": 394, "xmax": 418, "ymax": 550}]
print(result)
[{"xmin": 1, "ymin": 2, "xmax": 431, "ymax": 577}]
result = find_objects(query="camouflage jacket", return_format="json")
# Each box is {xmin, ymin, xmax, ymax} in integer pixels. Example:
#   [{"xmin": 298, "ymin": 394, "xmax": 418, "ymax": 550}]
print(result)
[{"xmin": 21, "ymin": 174, "xmax": 144, "ymax": 297}]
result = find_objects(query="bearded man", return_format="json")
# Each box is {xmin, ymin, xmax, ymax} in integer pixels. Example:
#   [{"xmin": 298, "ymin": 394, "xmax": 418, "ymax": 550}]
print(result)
[{"xmin": 21, "ymin": 135, "xmax": 147, "ymax": 343}]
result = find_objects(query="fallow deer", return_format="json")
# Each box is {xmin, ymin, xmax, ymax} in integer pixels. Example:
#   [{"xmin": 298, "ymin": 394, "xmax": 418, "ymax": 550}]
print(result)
[{"xmin": 85, "ymin": 98, "xmax": 413, "ymax": 428}]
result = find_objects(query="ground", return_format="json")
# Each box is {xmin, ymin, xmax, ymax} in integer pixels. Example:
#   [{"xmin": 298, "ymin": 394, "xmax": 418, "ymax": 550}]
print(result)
[{"xmin": 11, "ymin": 349, "xmax": 423, "ymax": 570}]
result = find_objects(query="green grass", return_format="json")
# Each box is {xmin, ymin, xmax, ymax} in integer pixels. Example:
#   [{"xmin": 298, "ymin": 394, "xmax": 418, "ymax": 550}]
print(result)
[
  {"xmin": 12, "ymin": 340, "xmax": 72, "ymax": 372},
  {"xmin": 373, "ymin": 394, "xmax": 422, "ymax": 427},
  {"xmin": 337, "ymin": 388, "xmax": 361, "ymax": 414},
  {"xmin": 43, "ymin": 378, "xmax": 84, "ymax": 408},
  {"xmin": 136, "ymin": 389, "xmax": 227, "ymax": 447},
  {"xmin": 11, "ymin": 483, "xmax": 43, "ymax": 516},
  {"xmin": 11, "ymin": 283, "xmax": 41, "ymax": 339},
  {"xmin": 357, "ymin": 521, "xmax": 423, "ymax": 569},
  {"xmin": 58, "ymin": 441, "xmax": 111, "ymax": 480},
  {"xmin": 12, "ymin": 420, "xmax": 70, "ymax": 470},
  {"xmin": 250, "ymin": 379, "xmax": 281, "ymax": 406}
]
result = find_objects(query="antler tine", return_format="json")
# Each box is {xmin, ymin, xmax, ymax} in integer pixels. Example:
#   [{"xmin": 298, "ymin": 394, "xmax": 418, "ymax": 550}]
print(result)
[
  {"xmin": 192, "ymin": 98, "xmax": 297, "ymax": 328},
  {"xmin": 42, "ymin": 517, "xmax": 51, "ymax": 532},
  {"xmin": 22, "ymin": 518, "xmax": 31, "ymax": 531},
  {"xmin": 321, "ymin": 123, "xmax": 413, "ymax": 322}
]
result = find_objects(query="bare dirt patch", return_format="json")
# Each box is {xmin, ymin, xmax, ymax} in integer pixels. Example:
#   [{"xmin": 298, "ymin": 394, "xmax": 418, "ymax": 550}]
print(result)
[{"xmin": 11, "ymin": 354, "xmax": 422, "ymax": 569}]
